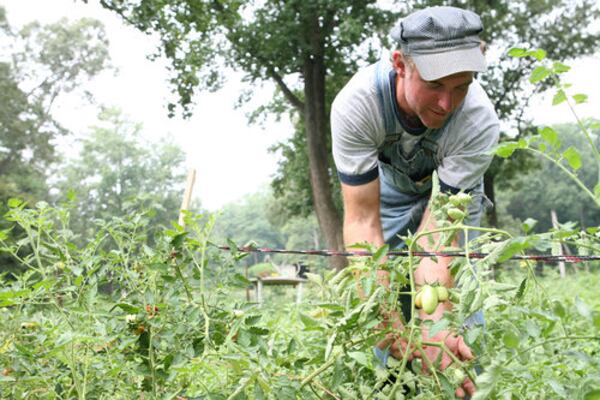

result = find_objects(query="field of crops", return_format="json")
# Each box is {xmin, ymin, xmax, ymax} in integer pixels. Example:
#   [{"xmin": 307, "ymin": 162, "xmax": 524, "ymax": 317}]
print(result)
[{"xmin": 0, "ymin": 199, "xmax": 599, "ymax": 400}]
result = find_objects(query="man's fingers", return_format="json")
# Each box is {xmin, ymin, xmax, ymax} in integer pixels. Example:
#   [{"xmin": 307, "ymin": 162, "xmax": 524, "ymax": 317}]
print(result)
[
  {"xmin": 455, "ymin": 378, "xmax": 475, "ymax": 398},
  {"xmin": 462, "ymin": 377, "xmax": 476, "ymax": 396},
  {"xmin": 389, "ymin": 338, "xmax": 415, "ymax": 360},
  {"xmin": 457, "ymin": 337, "xmax": 474, "ymax": 361},
  {"xmin": 440, "ymin": 352, "xmax": 453, "ymax": 370}
]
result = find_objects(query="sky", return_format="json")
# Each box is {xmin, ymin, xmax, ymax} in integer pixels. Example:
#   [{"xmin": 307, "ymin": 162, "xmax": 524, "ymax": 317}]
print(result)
[{"xmin": 2, "ymin": 0, "xmax": 600, "ymax": 210}]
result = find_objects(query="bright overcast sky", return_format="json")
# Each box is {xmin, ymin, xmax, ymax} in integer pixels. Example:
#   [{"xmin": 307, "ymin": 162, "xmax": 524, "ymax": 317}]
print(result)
[{"xmin": 2, "ymin": 0, "xmax": 600, "ymax": 210}]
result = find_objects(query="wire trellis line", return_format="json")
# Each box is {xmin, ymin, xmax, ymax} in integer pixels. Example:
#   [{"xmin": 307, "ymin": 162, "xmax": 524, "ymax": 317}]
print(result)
[{"xmin": 215, "ymin": 245, "xmax": 600, "ymax": 264}]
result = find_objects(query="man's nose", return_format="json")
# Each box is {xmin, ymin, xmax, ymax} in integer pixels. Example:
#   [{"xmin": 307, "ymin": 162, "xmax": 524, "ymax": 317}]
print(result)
[{"xmin": 437, "ymin": 91, "xmax": 453, "ymax": 113}]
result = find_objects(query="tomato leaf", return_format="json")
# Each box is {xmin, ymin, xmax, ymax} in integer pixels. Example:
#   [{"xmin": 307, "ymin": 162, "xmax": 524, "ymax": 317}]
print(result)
[
  {"xmin": 522, "ymin": 218, "xmax": 537, "ymax": 233},
  {"xmin": 111, "ymin": 303, "xmax": 140, "ymax": 314},
  {"xmin": 438, "ymin": 373, "xmax": 457, "ymax": 398},
  {"xmin": 538, "ymin": 126, "xmax": 561, "ymax": 148},
  {"xmin": 548, "ymin": 380, "xmax": 567, "ymax": 397},
  {"xmin": 244, "ymin": 315, "xmax": 261, "ymax": 326},
  {"xmin": 429, "ymin": 318, "xmax": 450, "ymax": 337},
  {"xmin": 552, "ymin": 61, "xmax": 571, "ymax": 73},
  {"xmin": 552, "ymin": 89, "xmax": 567, "ymax": 105},
  {"xmin": 248, "ymin": 326, "xmax": 269, "ymax": 335},
  {"xmin": 347, "ymin": 351, "xmax": 370, "ymax": 368},
  {"xmin": 497, "ymin": 240, "xmax": 527, "ymax": 263},
  {"xmin": 583, "ymin": 389, "xmax": 600, "ymax": 400},
  {"xmin": 530, "ymin": 66, "xmax": 550, "ymax": 83},
  {"xmin": 299, "ymin": 312, "xmax": 321, "ymax": 330},
  {"xmin": 562, "ymin": 146, "xmax": 582, "ymax": 170},
  {"xmin": 552, "ymin": 301, "xmax": 566, "ymax": 319},
  {"xmin": 514, "ymin": 278, "xmax": 527, "ymax": 303},
  {"xmin": 573, "ymin": 93, "xmax": 588, "ymax": 104},
  {"xmin": 503, "ymin": 330, "xmax": 520, "ymax": 349},
  {"xmin": 7, "ymin": 198, "xmax": 23, "ymax": 208},
  {"xmin": 325, "ymin": 332, "xmax": 337, "ymax": 360},
  {"xmin": 590, "ymin": 313, "xmax": 600, "ymax": 328},
  {"xmin": 507, "ymin": 47, "xmax": 527, "ymax": 57},
  {"xmin": 372, "ymin": 244, "xmax": 389, "ymax": 263},
  {"xmin": 495, "ymin": 142, "xmax": 519, "ymax": 158},
  {"xmin": 528, "ymin": 48, "xmax": 547, "ymax": 61}
]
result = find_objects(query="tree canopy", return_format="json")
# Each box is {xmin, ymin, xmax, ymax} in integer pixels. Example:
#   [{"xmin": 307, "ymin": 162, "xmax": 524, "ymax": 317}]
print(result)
[
  {"xmin": 55, "ymin": 107, "xmax": 187, "ymax": 240},
  {"xmin": 0, "ymin": 8, "xmax": 110, "ymax": 204}
]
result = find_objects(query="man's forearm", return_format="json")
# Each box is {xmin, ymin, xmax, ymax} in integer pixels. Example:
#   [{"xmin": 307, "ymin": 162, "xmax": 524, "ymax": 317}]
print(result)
[
  {"xmin": 343, "ymin": 214, "xmax": 385, "ymax": 250},
  {"xmin": 414, "ymin": 206, "xmax": 455, "ymax": 321}
]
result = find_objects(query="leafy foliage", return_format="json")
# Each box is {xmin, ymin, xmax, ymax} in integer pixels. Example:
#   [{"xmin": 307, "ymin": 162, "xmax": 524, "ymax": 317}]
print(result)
[{"xmin": 0, "ymin": 194, "xmax": 599, "ymax": 398}]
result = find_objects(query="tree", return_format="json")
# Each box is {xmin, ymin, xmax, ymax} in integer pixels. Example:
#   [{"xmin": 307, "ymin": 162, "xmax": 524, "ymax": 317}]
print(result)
[
  {"xmin": 55, "ymin": 107, "xmax": 187, "ymax": 240},
  {"xmin": 0, "ymin": 8, "xmax": 110, "ymax": 204},
  {"xmin": 212, "ymin": 188, "xmax": 287, "ymax": 265},
  {"xmin": 97, "ymin": 0, "xmax": 397, "ymax": 269}
]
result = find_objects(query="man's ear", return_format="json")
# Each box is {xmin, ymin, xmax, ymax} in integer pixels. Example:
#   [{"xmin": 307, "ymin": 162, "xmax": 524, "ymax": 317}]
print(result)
[{"xmin": 391, "ymin": 50, "xmax": 407, "ymax": 78}]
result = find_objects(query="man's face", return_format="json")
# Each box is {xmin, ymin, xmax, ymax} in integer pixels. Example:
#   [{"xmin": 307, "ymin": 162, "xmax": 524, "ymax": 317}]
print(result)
[{"xmin": 396, "ymin": 56, "xmax": 474, "ymax": 129}]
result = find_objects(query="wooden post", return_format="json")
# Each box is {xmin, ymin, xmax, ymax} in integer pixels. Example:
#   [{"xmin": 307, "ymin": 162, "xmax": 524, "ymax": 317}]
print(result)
[
  {"xmin": 178, "ymin": 169, "xmax": 196, "ymax": 227},
  {"xmin": 296, "ymin": 282, "xmax": 303, "ymax": 304},
  {"xmin": 256, "ymin": 279, "xmax": 263, "ymax": 304},
  {"xmin": 550, "ymin": 210, "xmax": 566, "ymax": 278}
]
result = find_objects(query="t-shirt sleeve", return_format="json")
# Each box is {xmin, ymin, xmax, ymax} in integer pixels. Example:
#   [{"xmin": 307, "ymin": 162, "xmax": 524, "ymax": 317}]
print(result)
[
  {"xmin": 437, "ymin": 88, "xmax": 500, "ymax": 192},
  {"xmin": 331, "ymin": 86, "xmax": 382, "ymax": 186}
]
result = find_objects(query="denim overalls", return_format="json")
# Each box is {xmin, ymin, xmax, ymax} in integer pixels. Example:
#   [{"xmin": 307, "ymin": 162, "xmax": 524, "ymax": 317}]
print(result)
[{"xmin": 374, "ymin": 60, "xmax": 486, "ymax": 250}]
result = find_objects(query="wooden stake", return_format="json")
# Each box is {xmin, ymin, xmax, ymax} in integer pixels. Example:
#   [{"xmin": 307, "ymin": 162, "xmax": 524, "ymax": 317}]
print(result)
[
  {"xmin": 551, "ymin": 209, "xmax": 566, "ymax": 278},
  {"xmin": 179, "ymin": 169, "xmax": 196, "ymax": 227}
]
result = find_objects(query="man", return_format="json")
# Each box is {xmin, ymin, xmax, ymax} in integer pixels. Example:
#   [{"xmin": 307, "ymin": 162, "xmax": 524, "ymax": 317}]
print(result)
[{"xmin": 331, "ymin": 6, "xmax": 499, "ymax": 398}]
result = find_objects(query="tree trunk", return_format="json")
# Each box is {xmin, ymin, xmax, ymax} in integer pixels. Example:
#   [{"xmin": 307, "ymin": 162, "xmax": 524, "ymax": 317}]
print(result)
[
  {"xmin": 484, "ymin": 170, "xmax": 498, "ymax": 227},
  {"xmin": 303, "ymin": 20, "xmax": 346, "ymax": 270}
]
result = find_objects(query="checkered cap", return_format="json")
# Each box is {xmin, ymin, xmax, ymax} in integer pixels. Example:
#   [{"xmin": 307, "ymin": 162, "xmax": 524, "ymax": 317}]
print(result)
[{"xmin": 390, "ymin": 6, "xmax": 486, "ymax": 80}]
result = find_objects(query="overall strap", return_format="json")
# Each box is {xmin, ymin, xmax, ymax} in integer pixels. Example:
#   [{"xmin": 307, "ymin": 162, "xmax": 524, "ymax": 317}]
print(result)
[
  {"xmin": 420, "ymin": 128, "xmax": 444, "ymax": 153},
  {"xmin": 375, "ymin": 60, "xmax": 400, "ymax": 142}
]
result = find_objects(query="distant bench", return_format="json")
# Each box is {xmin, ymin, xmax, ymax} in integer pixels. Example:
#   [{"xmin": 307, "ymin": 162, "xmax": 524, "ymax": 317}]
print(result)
[{"xmin": 249, "ymin": 276, "xmax": 308, "ymax": 304}]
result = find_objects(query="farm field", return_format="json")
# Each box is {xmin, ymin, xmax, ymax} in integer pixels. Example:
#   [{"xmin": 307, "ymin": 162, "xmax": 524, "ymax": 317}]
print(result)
[{"xmin": 0, "ymin": 201, "xmax": 599, "ymax": 399}]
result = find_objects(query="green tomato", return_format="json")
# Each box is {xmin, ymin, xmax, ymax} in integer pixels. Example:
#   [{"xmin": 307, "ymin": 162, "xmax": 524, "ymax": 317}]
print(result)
[
  {"xmin": 415, "ymin": 291, "xmax": 423, "ymax": 309},
  {"xmin": 449, "ymin": 192, "xmax": 471, "ymax": 207},
  {"xmin": 436, "ymin": 286, "xmax": 449, "ymax": 302},
  {"xmin": 453, "ymin": 368, "xmax": 466, "ymax": 383},
  {"xmin": 421, "ymin": 285, "xmax": 439, "ymax": 315},
  {"xmin": 447, "ymin": 207, "xmax": 466, "ymax": 220},
  {"xmin": 20, "ymin": 322, "xmax": 39, "ymax": 330}
]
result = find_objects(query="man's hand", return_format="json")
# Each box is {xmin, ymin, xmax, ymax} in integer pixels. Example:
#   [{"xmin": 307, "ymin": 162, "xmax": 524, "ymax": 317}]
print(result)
[
  {"xmin": 416, "ymin": 329, "xmax": 475, "ymax": 398},
  {"xmin": 381, "ymin": 328, "xmax": 475, "ymax": 398}
]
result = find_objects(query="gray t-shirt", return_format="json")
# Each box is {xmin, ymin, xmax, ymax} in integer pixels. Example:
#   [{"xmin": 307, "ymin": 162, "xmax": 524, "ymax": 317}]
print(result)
[{"xmin": 331, "ymin": 60, "xmax": 500, "ymax": 192}]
